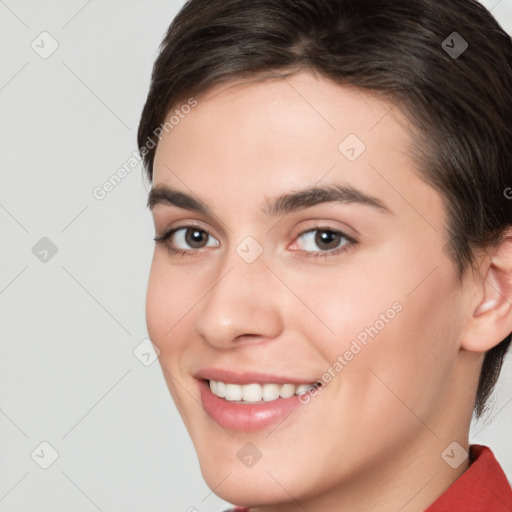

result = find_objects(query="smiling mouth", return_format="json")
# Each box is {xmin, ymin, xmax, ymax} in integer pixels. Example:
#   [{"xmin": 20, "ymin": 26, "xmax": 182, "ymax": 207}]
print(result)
[{"xmin": 204, "ymin": 379, "xmax": 322, "ymax": 404}]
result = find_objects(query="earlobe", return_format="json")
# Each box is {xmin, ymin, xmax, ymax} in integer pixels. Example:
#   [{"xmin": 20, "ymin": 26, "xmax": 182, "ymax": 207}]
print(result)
[{"xmin": 461, "ymin": 233, "xmax": 512, "ymax": 353}]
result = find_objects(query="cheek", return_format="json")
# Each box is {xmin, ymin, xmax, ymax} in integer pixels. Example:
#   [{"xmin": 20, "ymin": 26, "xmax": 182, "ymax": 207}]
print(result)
[
  {"xmin": 145, "ymin": 255, "xmax": 197, "ymax": 353},
  {"xmin": 291, "ymin": 256, "xmax": 410, "ymax": 363},
  {"xmin": 338, "ymin": 264, "xmax": 464, "ymax": 427},
  {"xmin": 301, "ymin": 238, "xmax": 464, "ymax": 414},
  {"xmin": 283, "ymin": 266, "xmax": 465, "ymax": 476},
  {"xmin": 145, "ymin": 255, "xmax": 201, "ymax": 420},
  {"xmin": 145, "ymin": 257, "xmax": 170, "ymax": 344}
]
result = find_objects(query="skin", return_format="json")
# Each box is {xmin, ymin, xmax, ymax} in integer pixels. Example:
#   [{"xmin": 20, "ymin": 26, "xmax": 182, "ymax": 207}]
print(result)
[{"xmin": 145, "ymin": 71, "xmax": 510, "ymax": 511}]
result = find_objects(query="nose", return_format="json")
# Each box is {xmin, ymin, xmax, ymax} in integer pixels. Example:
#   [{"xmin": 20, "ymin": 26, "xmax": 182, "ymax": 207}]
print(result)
[{"xmin": 194, "ymin": 249, "xmax": 284, "ymax": 349}]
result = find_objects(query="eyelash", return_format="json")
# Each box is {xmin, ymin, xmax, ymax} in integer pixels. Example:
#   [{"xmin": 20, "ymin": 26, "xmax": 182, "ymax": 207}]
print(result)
[{"xmin": 154, "ymin": 223, "xmax": 357, "ymax": 260}]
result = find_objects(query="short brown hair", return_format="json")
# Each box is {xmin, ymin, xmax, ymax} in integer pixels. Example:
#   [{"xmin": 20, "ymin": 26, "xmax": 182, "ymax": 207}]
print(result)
[{"xmin": 137, "ymin": 0, "xmax": 512, "ymax": 417}]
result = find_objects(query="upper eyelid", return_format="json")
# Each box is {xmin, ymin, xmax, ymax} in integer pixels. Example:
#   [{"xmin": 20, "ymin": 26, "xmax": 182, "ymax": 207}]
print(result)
[
  {"xmin": 291, "ymin": 223, "xmax": 356, "ymax": 243},
  {"xmin": 155, "ymin": 219, "xmax": 215, "ymax": 236}
]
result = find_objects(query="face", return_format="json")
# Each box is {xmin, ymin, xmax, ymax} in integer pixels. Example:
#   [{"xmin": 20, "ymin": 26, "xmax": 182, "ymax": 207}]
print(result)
[{"xmin": 146, "ymin": 72, "xmax": 472, "ymax": 508}]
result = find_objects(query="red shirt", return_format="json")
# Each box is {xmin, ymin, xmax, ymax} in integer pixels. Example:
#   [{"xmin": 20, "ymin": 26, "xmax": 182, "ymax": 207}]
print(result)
[
  {"xmin": 426, "ymin": 444, "xmax": 512, "ymax": 511},
  {"xmin": 224, "ymin": 445, "xmax": 512, "ymax": 512}
]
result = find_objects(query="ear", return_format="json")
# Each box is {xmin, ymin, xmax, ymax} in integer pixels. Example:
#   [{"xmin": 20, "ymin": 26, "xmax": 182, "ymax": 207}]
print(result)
[{"xmin": 461, "ymin": 230, "xmax": 512, "ymax": 353}]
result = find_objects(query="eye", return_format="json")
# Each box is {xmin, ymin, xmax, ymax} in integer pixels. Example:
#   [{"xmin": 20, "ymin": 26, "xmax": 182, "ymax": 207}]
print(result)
[
  {"xmin": 154, "ymin": 225, "xmax": 219, "ymax": 255},
  {"xmin": 290, "ymin": 226, "xmax": 356, "ymax": 258},
  {"xmin": 154, "ymin": 224, "xmax": 356, "ymax": 259}
]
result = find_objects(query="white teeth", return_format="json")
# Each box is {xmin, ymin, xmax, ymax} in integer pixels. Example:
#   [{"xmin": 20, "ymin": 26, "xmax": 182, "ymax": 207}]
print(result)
[
  {"xmin": 295, "ymin": 384, "xmax": 313, "ymax": 395},
  {"xmin": 208, "ymin": 380, "xmax": 317, "ymax": 403},
  {"xmin": 279, "ymin": 383, "xmax": 295, "ymax": 398},
  {"xmin": 242, "ymin": 383, "xmax": 262, "ymax": 403},
  {"xmin": 262, "ymin": 383, "xmax": 280, "ymax": 401},
  {"xmin": 216, "ymin": 380, "xmax": 226, "ymax": 398},
  {"xmin": 224, "ymin": 383, "xmax": 242, "ymax": 401}
]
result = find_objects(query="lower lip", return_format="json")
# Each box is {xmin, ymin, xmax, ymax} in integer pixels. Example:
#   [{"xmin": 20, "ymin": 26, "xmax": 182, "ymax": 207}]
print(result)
[{"xmin": 198, "ymin": 379, "xmax": 307, "ymax": 432}]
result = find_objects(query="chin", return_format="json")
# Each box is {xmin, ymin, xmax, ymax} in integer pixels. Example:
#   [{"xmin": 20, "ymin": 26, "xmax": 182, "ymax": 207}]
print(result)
[{"xmin": 200, "ymin": 465, "xmax": 292, "ymax": 508}]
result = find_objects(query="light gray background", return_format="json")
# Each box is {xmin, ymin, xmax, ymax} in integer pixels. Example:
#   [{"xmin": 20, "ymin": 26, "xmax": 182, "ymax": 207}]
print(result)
[{"xmin": 1, "ymin": 1, "xmax": 511, "ymax": 511}]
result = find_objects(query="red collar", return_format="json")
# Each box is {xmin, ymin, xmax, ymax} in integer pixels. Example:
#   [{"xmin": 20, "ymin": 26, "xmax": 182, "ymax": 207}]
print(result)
[{"xmin": 425, "ymin": 444, "xmax": 512, "ymax": 511}]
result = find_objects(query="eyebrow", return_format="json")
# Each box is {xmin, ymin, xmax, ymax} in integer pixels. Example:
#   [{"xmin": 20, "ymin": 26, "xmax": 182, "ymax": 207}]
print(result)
[{"xmin": 147, "ymin": 182, "xmax": 391, "ymax": 217}]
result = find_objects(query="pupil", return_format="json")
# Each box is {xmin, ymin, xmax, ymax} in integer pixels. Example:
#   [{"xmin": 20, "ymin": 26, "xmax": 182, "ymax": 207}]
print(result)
[
  {"xmin": 316, "ymin": 230, "xmax": 339, "ymax": 250},
  {"xmin": 186, "ymin": 229, "xmax": 206, "ymax": 248}
]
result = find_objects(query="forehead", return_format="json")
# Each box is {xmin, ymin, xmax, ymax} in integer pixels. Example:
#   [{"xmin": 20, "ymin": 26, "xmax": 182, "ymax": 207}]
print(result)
[
  {"xmin": 151, "ymin": 72, "xmax": 443, "ymax": 231},
  {"xmin": 155, "ymin": 72, "xmax": 408, "ymax": 173}
]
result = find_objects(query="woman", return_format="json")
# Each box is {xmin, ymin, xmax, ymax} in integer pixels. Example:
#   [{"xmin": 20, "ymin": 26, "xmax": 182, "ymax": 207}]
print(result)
[{"xmin": 137, "ymin": 0, "xmax": 512, "ymax": 510}]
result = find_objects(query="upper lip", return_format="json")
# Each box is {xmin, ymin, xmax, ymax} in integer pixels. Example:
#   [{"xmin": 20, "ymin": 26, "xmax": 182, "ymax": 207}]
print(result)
[{"xmin": 193, "ymin": 368, "xmax": 319, "ymax": 386}]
